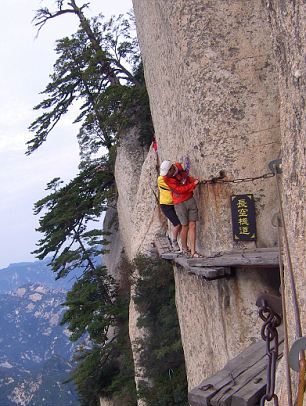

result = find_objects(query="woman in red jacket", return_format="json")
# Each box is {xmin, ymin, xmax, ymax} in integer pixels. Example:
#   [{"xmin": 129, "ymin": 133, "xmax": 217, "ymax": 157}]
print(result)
[{"xmin": 161, "ymin": 161, "xmax": 200, "ymax": 257}]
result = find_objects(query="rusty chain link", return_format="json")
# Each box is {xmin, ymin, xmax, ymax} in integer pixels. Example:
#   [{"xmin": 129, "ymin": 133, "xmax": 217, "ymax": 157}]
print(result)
[
  {"xmin": 200, "ymin": 171, "xmax": 275, "ymax": 185},
  {"xmin": 257, "ymin": 298, "xmax": 282, "ymax": 406}
]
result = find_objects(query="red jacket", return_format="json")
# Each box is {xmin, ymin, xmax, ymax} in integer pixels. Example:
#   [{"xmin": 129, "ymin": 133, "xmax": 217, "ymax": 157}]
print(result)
[{"xmin": 163, "ymin": 163, "xmax": 196, "ymax": 204}]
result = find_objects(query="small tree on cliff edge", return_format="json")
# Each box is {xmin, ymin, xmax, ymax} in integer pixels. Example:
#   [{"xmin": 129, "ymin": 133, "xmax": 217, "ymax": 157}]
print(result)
[{"xmin": 28, "ymin": 6, "xmax": 153, "ymax": 157}]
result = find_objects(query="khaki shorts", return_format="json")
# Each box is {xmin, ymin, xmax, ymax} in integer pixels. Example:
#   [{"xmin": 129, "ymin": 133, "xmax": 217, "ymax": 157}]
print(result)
[{"xmin": 175, "ymin": 197, "xmax": 198, "ymax": 225}]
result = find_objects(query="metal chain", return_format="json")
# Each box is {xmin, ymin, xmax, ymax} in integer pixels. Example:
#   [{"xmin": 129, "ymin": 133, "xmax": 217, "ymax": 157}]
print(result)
[
  {"xmin": 258, "ymin": 299, "xmax": 282, "ymax": 406},
  {"xmin": 200, "ymin": 171, "xmax": 275, "ymax": 185}
]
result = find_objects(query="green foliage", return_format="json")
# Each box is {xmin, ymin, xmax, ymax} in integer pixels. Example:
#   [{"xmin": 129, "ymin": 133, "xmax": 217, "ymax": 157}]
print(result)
[
  {"xmin": 33, "ymin": 159, "xmax": 114, "ymax": 280},
  {"xmin": 29, "ymin": 4, "xmax": 155, "ymax": 405},
  {"xmin": 28, "ymin": 12, "xmax": 154, "ymax": 158},
  {"xmin": 122, "ymin": 64, "xmax": 155, "ymax": 148},
  {"xmin": 133, "ymin": 256, "xmax": 189, "ymax": 405},
  {"xmin": 34, "ymin": 163, "xmax": 137, "ymax": 404},
  {"xmin": 60, "ymin": 266, "xmax": 115, "ymax": 342},
  {"xmin": 70, "ymin": 347, "xmax": 118, "ymax": 406},
  {"xmin": 63, "ymin": 267, "xmax": 137, "ymax": 406}
]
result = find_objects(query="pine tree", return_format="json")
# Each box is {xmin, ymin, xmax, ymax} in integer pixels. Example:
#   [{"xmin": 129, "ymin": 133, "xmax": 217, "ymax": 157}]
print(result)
[
  {"xmin": 28, "ymin": 11, "xmax": 152, "ymax": 157},
  {"xmin": 28, "ymin": 4, "xmax": 152, "ymax": 403}
]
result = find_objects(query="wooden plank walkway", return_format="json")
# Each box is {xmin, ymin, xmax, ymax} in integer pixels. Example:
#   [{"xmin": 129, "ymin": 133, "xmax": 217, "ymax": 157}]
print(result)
[
  {"xmin": 188, "ymin": 248, "xmax": 279, "ymax": 268},
  {"xmin": 189, "ymin": 328, "xmax": 284, "ymax": 406},
  {"xmin": 154, "ymin": 235, "xmax": 283, "ymax": 404},
  {"xmin": 175, "ymin": 256, "xmax": 232, "ymax": 279},
  {"xmin": 154, "ymin": 236, "xmax": 279, "ymax": 281}
]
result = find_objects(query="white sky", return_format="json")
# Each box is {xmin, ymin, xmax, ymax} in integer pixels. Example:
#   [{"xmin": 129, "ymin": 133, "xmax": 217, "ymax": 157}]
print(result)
[{"xmin": 0, "ymin": 0, "xmax": 132, "ymax": 268}]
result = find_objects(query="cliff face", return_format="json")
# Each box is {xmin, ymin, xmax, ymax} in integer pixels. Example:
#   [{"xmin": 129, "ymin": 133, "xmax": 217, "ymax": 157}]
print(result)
[
  {"xmin": 102, "ymin": 0, "xmax": 305, "ymax": 404},
  {"xmin": 115, "ymin": 129, "xmax": 163, "ymax": 261},
  {"xmin": 267, "ymin": 0, "xmax": 305, "ymax": 332},
  {"xmin": 109, "ymin": 130, "xmax": 164, "ymax": 405},
  {"xmin": 266, "ymin": 2, "xmax": 305, "ymax": 403},
  {"xmin": 132, "ymin": 0, "xmax": 281, "ymax": 390},
  {"xmin": 132, "ymin": 0, "xmax": 281, "ymax": 253}
]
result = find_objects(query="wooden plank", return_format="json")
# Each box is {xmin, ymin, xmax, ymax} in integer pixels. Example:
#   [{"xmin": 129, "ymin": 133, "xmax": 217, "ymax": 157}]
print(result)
[
  {"xmin": 224, "ymin": 343, "xmax": 268, "ymax": 378},
  {"xmin": 189, "ymin": 332, "xmax": 284, "ymax": 406},
  {"xmin": 154, "ymin": 236, "xmax": 172, "ymax": 256},
  {"xmin": 229, "ymin": 247, "xmax": 278, "ymax": 253},
  {"xmin": 189, "ymin": 341, "xmax": 267, "ymax": 406},
  {"xmin": 188, "ymin": 250, "xmax": 279, "ymax": 268},
  {"xmin": 173, "ymin": 256, "xmax": 189, "ymax": 269},
  {"xmin": 189, "ymin": 369, "xmax": 236, "ymax": 406},
  {"xmin": 230, "ymin": 369, "xmax": 267, "ymax": 406},
  {"xmin": 174, "ymin": 256, "xmax": 233, "ymax": 280},
  {"xmin": 224, "ymin": 336, "xmax": 283, "ymax": 376},
  {"xmin": 210, "ymin": 357, "xmax": 267, "ymax": 406},
  {"xmin": 161, "ymin": 252, "xmax": 179, "ymax": 260},
  {"xmin": 231, "ymin": 341, "xmax": 284, "ymax": 406},
  {"xmin": 188, "ymin": 388, "xmax": 212, "ymax": 406},
  {"xmin": 189, "ymin": 267, "xmax": 232, "ymax": 280}
]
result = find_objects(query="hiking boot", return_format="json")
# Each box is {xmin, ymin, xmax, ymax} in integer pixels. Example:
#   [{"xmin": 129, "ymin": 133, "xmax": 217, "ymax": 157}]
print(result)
[{"xmin": 171, "ymin": 240, "xmax": 181, "ymax": 252}]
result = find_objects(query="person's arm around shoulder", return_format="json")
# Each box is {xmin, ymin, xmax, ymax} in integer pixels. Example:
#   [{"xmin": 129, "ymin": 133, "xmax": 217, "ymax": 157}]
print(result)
[{"xmin": 164, "ymin": 176, "xmax": 198, "ymax": 194}]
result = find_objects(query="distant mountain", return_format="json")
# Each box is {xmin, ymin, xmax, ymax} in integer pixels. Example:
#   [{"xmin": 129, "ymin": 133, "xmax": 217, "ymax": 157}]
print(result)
[
  {"xmin": 0, "ymin": 283, "xmax": 75, "ymax": 367},
  {"xmin": 0, "ymin": 260, "xmax": 81, "ymax": 294},
  {"xmin": 0, "ymin": 283, "xmax": 80, "ymax": 405},
  {"xmin": 0, "ymin": 257, "xmax": 104, "ymax": 405},
  {"xmin": 0, "ymin": 356, "xmax": 78, "ymax": 406}
]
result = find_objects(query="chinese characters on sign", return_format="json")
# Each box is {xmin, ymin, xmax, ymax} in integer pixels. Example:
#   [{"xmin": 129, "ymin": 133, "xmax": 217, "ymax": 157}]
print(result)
[{"xmin": 231, "ymin": 194, "xmax": 257, "ymax": 241}]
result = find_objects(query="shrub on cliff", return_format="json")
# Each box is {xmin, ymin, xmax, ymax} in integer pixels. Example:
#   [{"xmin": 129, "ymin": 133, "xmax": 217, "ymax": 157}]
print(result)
[
  {"xmin": 62, "ymin": 268, "xmax": 137, "ymax": 406},
  {"xmin": 133, "ymin": 255, "xmax": 189, "ymax": 405}
]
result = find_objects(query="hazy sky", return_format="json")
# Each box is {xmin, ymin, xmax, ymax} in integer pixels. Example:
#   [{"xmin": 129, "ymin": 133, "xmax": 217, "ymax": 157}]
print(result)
[{"xmin": 0, "ymin": 0, "xmax": 132, "ymax": 268}]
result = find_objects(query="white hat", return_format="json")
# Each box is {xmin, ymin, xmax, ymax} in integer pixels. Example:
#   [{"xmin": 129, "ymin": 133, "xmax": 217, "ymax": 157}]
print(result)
[{"xmin": 160, "ymin": 160, "xmax": 172, "ymax": 176}]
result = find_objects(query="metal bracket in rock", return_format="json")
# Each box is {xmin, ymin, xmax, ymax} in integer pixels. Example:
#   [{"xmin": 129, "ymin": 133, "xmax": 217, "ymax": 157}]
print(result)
[
  {"xmin": 288, "ymin": 337, "xmax": 306, "ymax": 372},
  {"xmin": 268, "ymin": 159, "xmax": 283, "ymax": 174}
]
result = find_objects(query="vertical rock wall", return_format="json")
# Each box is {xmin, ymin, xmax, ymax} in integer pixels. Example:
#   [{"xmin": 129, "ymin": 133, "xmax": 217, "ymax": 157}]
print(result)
[
  {"xmin": 115, "ymin": 130, "xmax": 165, "ymax": 403},
  {"xmin": 100, "ymin": 207, "xmax": 128, "ymax": 406},
  {"xmin": 103, "ymin": 206, "xmax": 125, "ymax": 283},
  {"xmin": 133, "ymin": 0, "xmax": 280, "ymax": 255},
  {"xmin": 266, "ymin": 1, "xmax": 305, "ymax": 403},
  {"xmin": 133, "ymin": 0, "xmax": 282, "ymax": 389},
  {"xmin": 102, "ymin": 0, "xmax": 305, "ymax": 402},
  {"xmin": 115, "ymin": 130, "xmax": 163, "ymax": 260},
  {"xmin": 267, "ymin": 0, "xmax": 305, "ymax": 334},
  {"xmin": 100, "ymin": 132, "xmax": 163, "ymax": 405}
]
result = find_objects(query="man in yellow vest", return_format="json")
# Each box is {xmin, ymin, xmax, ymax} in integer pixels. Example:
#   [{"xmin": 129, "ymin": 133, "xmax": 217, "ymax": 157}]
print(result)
[{"xmin": 158, "ymin": 161, "xmax": 182, "ymax": 251}]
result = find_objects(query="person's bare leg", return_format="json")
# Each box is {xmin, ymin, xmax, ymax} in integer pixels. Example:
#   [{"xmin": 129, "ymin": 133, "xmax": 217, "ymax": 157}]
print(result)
[
  {"xmin": 189, "ymin": 221, "xmax": 196, "ymax": 256},
  {"xmin": 180, "ymin": 225, "xmax": 189, "ymax": 251},
  {"xmin": 173, "ymin": 224, "xmax": 181, "ymax": 241}
]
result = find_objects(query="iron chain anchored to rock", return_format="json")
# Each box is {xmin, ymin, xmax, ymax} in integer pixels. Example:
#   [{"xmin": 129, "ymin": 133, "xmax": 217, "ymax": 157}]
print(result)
[{"xmin": 199, "ymin": 170, "xmax": 275, "ymax": 185}]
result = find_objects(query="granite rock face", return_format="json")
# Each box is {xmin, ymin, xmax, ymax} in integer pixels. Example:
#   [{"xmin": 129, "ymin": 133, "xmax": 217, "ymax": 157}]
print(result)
[
  {"xmin": 102, "ymin": 206, "xmax": 124, "ymax": 283},
  {"xmin": 132, "ymin": 0, "xmax": 281, "ymax": 255},
  {"xmin": 132, "ymin": 0, "xmax": 282, "ymax": 391},
  {"xmin": 115, "ymin": 129, "xmax": 163, "ymax": 260},
  {"xmin": 114, "ymin": 130, "xmax": 165, "ymax": 404},
  {"xmin": 267, "ymin": 0, "xmax": 305, "ymax": 333},
  {"xmin": 266, "ymin": 2, "xmax": 305, "ymax": 404},
  {"xmin": 102, "ymin": 0, "xmax": 305, "ymax": 403}
]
